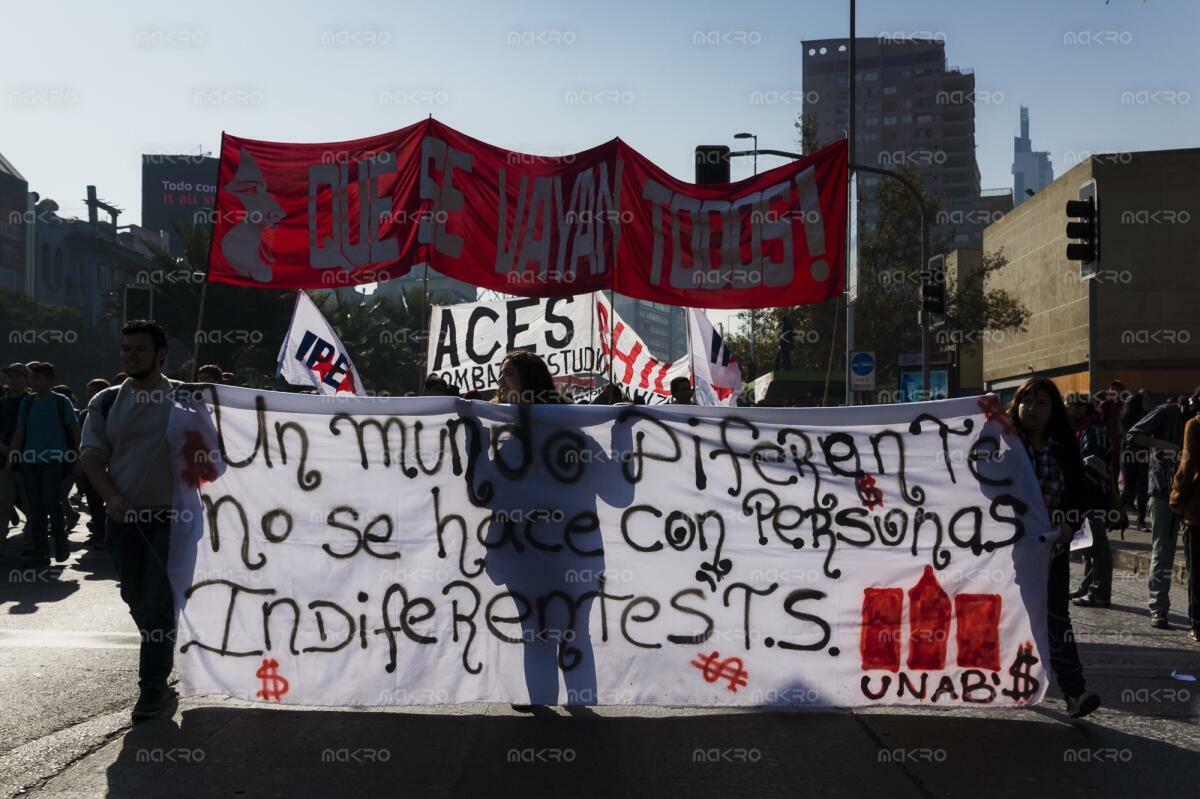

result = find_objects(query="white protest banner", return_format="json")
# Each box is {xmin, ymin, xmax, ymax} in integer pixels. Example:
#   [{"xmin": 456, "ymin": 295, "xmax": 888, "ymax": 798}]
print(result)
[
  {"xmin": 277, "ymin": 291, "xmax": 365, "ymax": 396},
  {"xmin": 166, "ymin": 387, "xmax": 1053, "ymax": 708},
  {"xmin": 687, "ymin": 308, "xmax": 741, "ymax": 406},
  {"xmin": 426, "ymin": 292, "xmax": 687, "ymax": 404}
]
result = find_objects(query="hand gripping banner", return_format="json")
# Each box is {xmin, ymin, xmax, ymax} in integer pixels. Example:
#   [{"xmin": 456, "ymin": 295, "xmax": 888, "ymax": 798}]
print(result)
[
  {"xmin": 166, "ymin": 388, "xmax": 1053, "ymax": 708},
  {"xmin": 205, "ymin": 119, "xmax": 847, "ymax": 309}
]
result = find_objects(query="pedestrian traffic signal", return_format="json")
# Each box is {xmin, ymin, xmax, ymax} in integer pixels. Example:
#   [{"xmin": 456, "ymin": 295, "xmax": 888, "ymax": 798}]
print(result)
[
  {"xmin": 922, "ymin": 254, "xmax": 946, "ymax": 327},
  {"xmin": 1066, "ymin": 180, "xmax": 1099, "ymax": 279},
  {"xmin": 695, "ymin": 145, "xmax": 731, "ymax": 185}
]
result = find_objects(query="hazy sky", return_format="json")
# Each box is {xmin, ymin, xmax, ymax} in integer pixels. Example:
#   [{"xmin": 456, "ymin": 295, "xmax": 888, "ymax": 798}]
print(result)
[{"xmin": 3, "ymin": 0, "xmax": 1196, "ymax": 331}]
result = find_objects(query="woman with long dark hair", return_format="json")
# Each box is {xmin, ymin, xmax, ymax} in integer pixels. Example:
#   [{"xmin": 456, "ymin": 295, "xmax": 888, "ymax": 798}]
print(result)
[
  {"xmin": 492, "ymin": 350, "xmax": 565, "ymax": 405},
  {"xmin": 1007, "ymin": 377, "xmax": 1102, "ymax": 718}
]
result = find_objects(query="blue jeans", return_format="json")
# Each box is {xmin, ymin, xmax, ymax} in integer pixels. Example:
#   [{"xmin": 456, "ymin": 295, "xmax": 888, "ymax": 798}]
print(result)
[
  {"xmin": 106, "ymin": 515, "xmax": 175, "ymax": 689},
  {"xmin": 19, "ymin": 462, "xmax": 67, "ymax": 560},
  {"xmin": 1148, "ymin": 495, "xmax": 1181, "ymax": 614}
]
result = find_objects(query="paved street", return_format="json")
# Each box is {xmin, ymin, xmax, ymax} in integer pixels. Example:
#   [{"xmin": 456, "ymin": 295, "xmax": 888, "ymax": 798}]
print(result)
[{"xmin": 2, "ymin": 519, "xmax": 1198, "ymax": 799}]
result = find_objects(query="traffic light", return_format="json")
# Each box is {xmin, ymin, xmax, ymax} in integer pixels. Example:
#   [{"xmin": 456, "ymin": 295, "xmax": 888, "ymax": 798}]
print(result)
[
  {"xmin": 1065, "ymin": 180, "xmax": 1099, "ymax": 279},
  {"xmin": 695, "ymin": 145, "xmax": 730, "ymax": 185},
  {"xmin": 922, "ymin": 254, "xmax": 946, "ymax": 327}
]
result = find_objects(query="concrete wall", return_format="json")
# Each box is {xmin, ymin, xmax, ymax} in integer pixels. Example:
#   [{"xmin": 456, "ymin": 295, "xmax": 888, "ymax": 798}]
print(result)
[{"xmin": 1092, "ymin": 149, "xmax": 1200, "ymax": 394}]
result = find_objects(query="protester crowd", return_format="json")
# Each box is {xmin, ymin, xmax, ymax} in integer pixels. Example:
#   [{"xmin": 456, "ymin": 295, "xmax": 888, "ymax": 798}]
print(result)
[{"xmin": 2, "ymin": 321, "xmax": 1197, "ymax": 724}]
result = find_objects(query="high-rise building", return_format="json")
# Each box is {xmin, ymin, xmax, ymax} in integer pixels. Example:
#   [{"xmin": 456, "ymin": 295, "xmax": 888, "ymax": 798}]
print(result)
[
  {"xmin": 611, "ymin": 295, "xmax": 688, "ymax": 364},
  {"xmin": 802, "ymin": 37, "xmax": 996, "ymax": 249},
  {"xmin": 1012, "ymin": 106, "xmax": 1053, "ymax": 205}
]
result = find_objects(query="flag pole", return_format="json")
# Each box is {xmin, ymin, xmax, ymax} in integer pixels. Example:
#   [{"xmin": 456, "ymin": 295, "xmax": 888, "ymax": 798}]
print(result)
[
  {"xmin": 188, "ymin": 280, "xmax": 208, "ymax": 382},
  {"xmin": 420, "ymin": 263, "xmax": 430, "ymax": 394}
]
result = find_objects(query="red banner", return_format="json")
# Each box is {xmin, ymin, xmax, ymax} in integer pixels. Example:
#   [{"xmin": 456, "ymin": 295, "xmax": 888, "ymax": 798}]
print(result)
[{"xmin": 207, "ymin": 119, "xmax": 846, "ymax": 309}]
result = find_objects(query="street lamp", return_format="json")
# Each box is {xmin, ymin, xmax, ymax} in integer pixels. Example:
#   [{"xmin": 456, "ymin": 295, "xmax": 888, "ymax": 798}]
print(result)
[{"xmin": 733, "ymin": 132, "xmax": 757, "ymax": 176}]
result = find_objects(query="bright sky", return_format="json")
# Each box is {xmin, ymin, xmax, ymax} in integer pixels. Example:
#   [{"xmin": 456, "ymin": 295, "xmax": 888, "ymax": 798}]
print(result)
[{"xmin": 3, "ymin": 0, "xmax": 1195, "ymax": 332}]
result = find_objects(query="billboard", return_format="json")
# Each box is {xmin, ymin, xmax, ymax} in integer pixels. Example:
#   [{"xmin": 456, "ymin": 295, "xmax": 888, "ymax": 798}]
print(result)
[{"xmin": 141, "ymin": 154, "xmax": 219, "ymax": 256}]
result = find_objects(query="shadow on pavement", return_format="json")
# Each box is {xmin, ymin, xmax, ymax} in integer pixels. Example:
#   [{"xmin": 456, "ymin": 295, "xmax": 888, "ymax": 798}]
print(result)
[
  {"xmin": 0, "ymin": 567, "xmax": 79, "ymax": 614},
  {"xmin": 96, "ymin": 705, "xmax": 1200, "ymax": 799}
]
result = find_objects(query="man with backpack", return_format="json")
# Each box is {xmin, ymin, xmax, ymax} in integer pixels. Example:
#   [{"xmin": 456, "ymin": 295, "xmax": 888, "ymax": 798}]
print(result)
[
  {"xmin": 81, "ymin": 320, "xmax": 181, "ymax": 721},
  {"xmin": 3, "ymin": 362, "xmax": 81, "ymax": 567}
]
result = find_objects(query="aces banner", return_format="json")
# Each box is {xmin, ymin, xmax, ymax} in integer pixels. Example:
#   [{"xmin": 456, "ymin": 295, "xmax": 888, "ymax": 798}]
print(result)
[{"xmin": 206, "ymin": 119, "xmax": 847, "ymax": 309}]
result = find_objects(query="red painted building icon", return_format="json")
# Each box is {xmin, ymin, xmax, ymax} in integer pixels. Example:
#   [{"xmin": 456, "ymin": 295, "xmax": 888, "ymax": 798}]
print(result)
[{"xmin": 860, "ymin": 565, "xmax": 1001, "ymax": 672}]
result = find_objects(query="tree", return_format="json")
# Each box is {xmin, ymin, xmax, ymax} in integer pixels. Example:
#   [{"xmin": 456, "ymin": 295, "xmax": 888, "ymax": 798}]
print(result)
[{"xmin": 852, "ymin": 166, "xmax": 1028, "ymax": 400}]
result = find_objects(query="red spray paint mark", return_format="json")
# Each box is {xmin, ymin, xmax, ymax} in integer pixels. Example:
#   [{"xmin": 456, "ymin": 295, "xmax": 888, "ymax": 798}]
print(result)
[
  {"xmin": 180, "ymin": 430, "xmax": 218, "ymax": 488},
  {"xmin": 690, "ymin": 651, "xmax": 749, "ymax": 692},
  {"xmin": 907, "ymin": 565, "xmax": 951, "ymax": 670},
  {"xmin": 954, "ymin": 594, "xmax": 1002, "ymax": 671},
  {"xmin": 255, "ymin": 658, "xmax": 289, "ymax": 701},
  {"xmin": 977, "ymin": 394, "xmax": 1015, "ymax": 436},
  {"xmin": 856, "ymin": 473, "xmax": 884, "ymax": 510},
  {"xmin": 860, "ymin": 587, "xmax": 903, "ymax": 671}
]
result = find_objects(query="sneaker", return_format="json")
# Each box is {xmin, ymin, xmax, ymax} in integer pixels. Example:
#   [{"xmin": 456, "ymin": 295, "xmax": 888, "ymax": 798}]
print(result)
[
  {"xmin": 1150, "ymin": 611, "xmax": 1170, "ymax": 629},
  {"xmin": 53, "ymin": 538, "xmax": 69, "ymax": 563},
  {"xmin": 1137, "ymin": 522, "xmax": 1152, "ymax": 533},
  {"xmin": 1072, "ymin": 595, "xmax": 1111, "ymax": 608},
  {"xmin": 132, "ymin": 685, "xmax": 177, "ymax": 721},
  {"xmin": 1066, "ymin": 691, "xmax": 1101, "ymax": 719},
  {"xmin": 1068, "ymin": 586, "xmax": 1089, "ymax": 600},
  {"xmin": 1188, "ymin": 630, "xmax": 1199, "ymax": 643}
]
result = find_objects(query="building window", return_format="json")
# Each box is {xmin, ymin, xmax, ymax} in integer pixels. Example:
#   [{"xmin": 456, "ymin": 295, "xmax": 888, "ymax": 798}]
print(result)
[
  {"xmin": 883, "ymin": 86, "xmax": 897, "ymax": 95},
  {"xmin": 903, "ymin": 99, "xmax": 913, "ymax": 109},
  {"xmin": 917, "ymin": 114, "xmax": 933, "ymax": 123},
  {"xmin": 883, "ymin": 116, "xmax": 897, "ymax": 126},
  {"xmin": 864, "ymin": 131, "xmax": 879, "ymax": 142},
  {"xmin": 902, "ymin": 114, "xmax": 912, "ymax": 123},
  {"xmin": 864, "ymin": 71, "xmax": 878, "ymax": 81}
]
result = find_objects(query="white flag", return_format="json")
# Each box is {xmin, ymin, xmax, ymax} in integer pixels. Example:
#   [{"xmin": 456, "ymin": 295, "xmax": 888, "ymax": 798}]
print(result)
[
  {"xmin": 686, "ymin": 308, "xmax": 742, "ymax": 406},
  {"xmin": 753, "ymin": 371, "xmax": 775, "ymax": 404},
  {"xmin": 276, "ymin": 291, "xmax": 365, "ymax": 396}
]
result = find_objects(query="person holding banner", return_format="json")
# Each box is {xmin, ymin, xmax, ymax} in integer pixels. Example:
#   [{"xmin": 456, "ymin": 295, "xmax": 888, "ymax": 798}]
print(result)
[{"xmin": 1009, "ymin": 377, "xmax": 1102, "ymax": 718}]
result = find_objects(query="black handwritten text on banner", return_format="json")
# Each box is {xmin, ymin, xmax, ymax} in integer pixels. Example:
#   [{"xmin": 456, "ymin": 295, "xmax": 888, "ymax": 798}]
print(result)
[{"xmin": 166, "ymin": 388, "xmax": 1052, "ymax": 707}]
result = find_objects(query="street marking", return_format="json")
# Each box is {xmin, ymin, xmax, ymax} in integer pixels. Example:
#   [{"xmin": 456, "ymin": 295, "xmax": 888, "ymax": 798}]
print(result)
[{"xmin": 0, "ymin": 628, "xmax": 141, "ymax": 650}]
